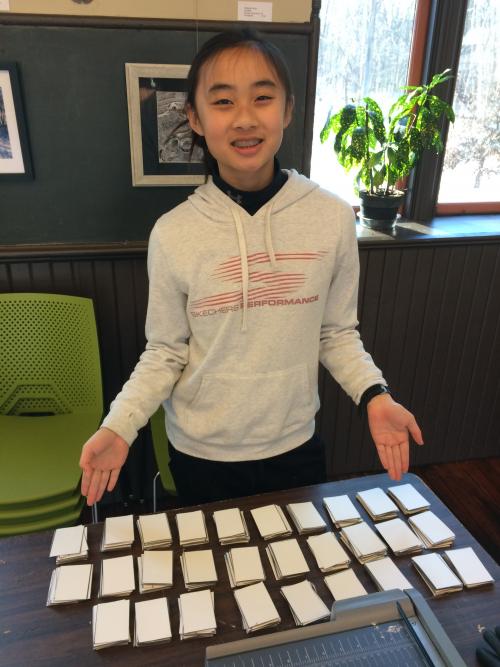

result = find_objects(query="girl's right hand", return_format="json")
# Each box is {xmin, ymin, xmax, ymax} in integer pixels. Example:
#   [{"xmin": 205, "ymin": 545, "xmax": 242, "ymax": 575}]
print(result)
[{"xmin": 79, "ymin": 427, "xmax": 129, "ymax": 505}]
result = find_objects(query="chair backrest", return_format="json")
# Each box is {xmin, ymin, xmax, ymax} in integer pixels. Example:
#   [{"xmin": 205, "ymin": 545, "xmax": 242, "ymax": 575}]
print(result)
[{"xmin": 0, "ymin": 293, "xmax": 103, "ymax": 416}]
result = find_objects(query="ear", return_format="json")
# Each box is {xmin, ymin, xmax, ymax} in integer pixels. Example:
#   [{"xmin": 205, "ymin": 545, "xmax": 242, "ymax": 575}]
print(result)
[
  {"xmin": 186, "ymin": 104, "xmax": 204, "ymax": 136},
  {"xmin": 283, "ymin": 95, "xmax": 295, "ymax": 129}
]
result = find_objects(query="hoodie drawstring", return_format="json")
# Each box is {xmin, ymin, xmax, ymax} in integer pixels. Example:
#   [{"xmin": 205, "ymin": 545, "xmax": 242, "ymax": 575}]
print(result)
[{"xmin": 264, "ymin": 200, "xmax": 278, "ymax": 271}]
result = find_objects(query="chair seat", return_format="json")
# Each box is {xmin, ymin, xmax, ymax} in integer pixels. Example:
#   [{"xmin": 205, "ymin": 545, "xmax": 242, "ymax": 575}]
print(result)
[
  {"xmin": 0, "ymin": 501, "xmax": 84, "ymax": 537},
  {"xmin": 0, "ymin": 486, "xmax": 82, "ymax": 523}
]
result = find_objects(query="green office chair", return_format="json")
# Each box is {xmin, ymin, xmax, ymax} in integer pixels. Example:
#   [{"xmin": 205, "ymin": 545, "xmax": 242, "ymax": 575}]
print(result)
[{"xmin": 150, "ymin": 406, "xmax": 176, "ymax": 512}]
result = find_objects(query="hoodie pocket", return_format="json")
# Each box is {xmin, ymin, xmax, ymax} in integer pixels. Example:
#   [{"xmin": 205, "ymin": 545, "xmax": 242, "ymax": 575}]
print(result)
[{"xmin": 187, "ymin": 363, "xmax": 315, "ymax": 445}]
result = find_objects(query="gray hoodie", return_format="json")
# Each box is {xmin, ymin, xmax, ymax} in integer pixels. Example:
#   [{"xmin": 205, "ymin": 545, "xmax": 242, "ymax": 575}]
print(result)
[{"xmin": 101, "ymin": 170, "xmax": 385, "ymax": 460}]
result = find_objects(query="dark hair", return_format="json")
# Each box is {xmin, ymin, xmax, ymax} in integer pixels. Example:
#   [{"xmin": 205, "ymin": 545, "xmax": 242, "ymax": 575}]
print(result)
[{"xmin": 184, "ymin": 29, "xmax": 294, "ymax": 175}]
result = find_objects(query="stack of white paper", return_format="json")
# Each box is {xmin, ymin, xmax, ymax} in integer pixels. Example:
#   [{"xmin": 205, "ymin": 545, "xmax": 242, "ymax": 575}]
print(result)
[
  {"xmin": 180, "ymin": 549, "xmax": 218, "ymax": 590},
  {"xmin": 225, "ymin": 546, "xmax": 265, "ymax": 588},
  {"xmin": 356, "ymin": 488, "xmax": 399, "ymax": 521},
  {"xmin": 286, "ymin": 502, "xmax": 327, "ymax": 535},
  {"xmin": 137, "ymin": 513, "xmax": 172, "ymax": 549},
  {"xmin": 375, "ymin": 517, "xmax": 424, "ymax": 556},
  {"xmin": 443, "ymin": 547, "xmax": 495, "ymax": 588},
  {"xmin": 324, "ymin": 569, "xmax": 368, "ymax": 601},
  {"xmin": 266, "ymin": 538, "xmax": 309, "ymax": 580},
  {"xmin": 323, "ymin": 495, "xmax": 361, "ymax": 528},
  {"xmin": 339, "ymin": 522, "xmax": 387, "ymax": 564},
  {"xmin": 365, "ymin": 557, "xmax": 413, "ymax": 592},
  {"xmin": 213, "ymin": 508, "xmax": 250, "ymax": 545},
  {"xmin": 233, "ymin": 582, "xmax": 281, "ymax": 633},
  {"xmin": 280, "ymin": 579, "xmax": 330, "ymax": 626},
  {"xmin": 408, "ymin": 511, "xmax": 455, "ymax": 548},
  {"xmin": 50, "ymin": 525, "xmax": 88, "ymax": 564},
  {"xmin": 411, "ymin": 553, "xmax": 463, "ymax": 596},
  {"xmin": 387, "ymin": 483, "xmax": 430, "ymax": 515},
  {"xmin": 178, "ymin": 589, "xmax": 216, "ymax": 640},
  {"xmin": 101, "ymin": 515, "xmax": 134, "ymax": 552},
  {"xmin": 250, "ymin": 504, "xmax": 292, "ymax": 540},
  {"xmin": 99, "ymin": 555, "xmax": 135, "ymax": 597},
  {"xmin": 306, "ymin": 532, "xmax": 350, "ymax": 573},
  {"xmin": 47, "ymin": 563, "xmax": 93, "ymax": 606},
  {"xmin": 176, "ymin": 510, "xmax": 209, "ymax": 547},
  {"xmin": 134, "ymin": 597, "xmax": 172, "ymax": 646},
  {"xmin": 137, "ymin": 550, "xmax": 173, "ymax": 594},
  {"xmin": 92, "ymin": 599, "xmax": 130, "ymax": 650}
]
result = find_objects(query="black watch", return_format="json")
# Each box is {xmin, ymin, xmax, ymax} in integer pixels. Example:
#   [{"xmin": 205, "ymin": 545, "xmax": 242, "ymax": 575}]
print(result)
[{"xmin": 359, "ymin": 384, "xmax": 391, "ymax": 414}]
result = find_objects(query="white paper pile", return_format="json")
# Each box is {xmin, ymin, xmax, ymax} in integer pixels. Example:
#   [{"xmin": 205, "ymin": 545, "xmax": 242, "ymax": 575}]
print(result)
[
  {"xmin": 233, "ymin": 582, "xmax": 281, "ymax": 633},
  {"xmin": 411, "ymin": 553, "xmax": 463, "ymax": 596},
  {"xmin": 286, "ymin": 502, "xmax": 327, "ymax": 535},
  {"xmin": 50, "ymin": 525, "xmax": 88, "ymax": 564},
  {"xmin": 375, "ymin": 517, "xmax": 424, "ymax": 556},
  {"xmin": 92, "ymin": 599, "xmax": 130, "ymax": 650},
  {"xmin": 365, "ymin": 557, "xmax": 413, "ymax": 592},
  {"xmin": 137, "ymin": 550, "xmax": 173, "ymax": 594},
  {"xmin": 213, "ymin": 507, "xmax": 250, "ymax": 545},
  {"xmin": 251, "ymin": 504, "xmax": 292, "ymax": 540},
  {"xmin": 99, "ymin": 555, "xmax": 135, "ymax": 598},
  {"xmin": 408, "ymin": 511, "xmax": 455, "ymax": 549},
  {"xmin": 176, "ymin": 510, "xmax": 209, "ymax": 547},
  {"xmin": 443, "ymin": 547, "xmax": 495, "ymax": 588},
  {"xmin": 180, "ymin": 549, "xmax": 218, "ymax": 590},
  {"xmin": 280, "ymin": 579, "xmax": 330, "ymax": 626},
  {"xmin": 356, "ymin": 488, "xmax": 399, "ymax": 521},
  {"xmin": 101, "ymin": 514, "xmax": 134, "ymax": 552},
  {"xmin": 178, "ymin": 589, "xmax": 216, "ymax": 640},
  {"xmin": 306, "ymin": 531, "xmax": 350, "ymax": 573},
  {"xmin": 339, "ymin": 522, "xmax": 387, "ymax": 564},
  {"xmin": 387, "ymin": 483, "xmax": 430, "ymax": 515},
  {"xmin": 47, "ymin": 563, "xmax": 93, "ymax": 606},
  {"xmin": 225, "ymin": 546, "xmax": 265, "ymax": 588},
  {"xmin": 134, "ymin": 597, "xmax": 172, "ymax": 646},
  {"xmin": 266, "ymin": 538, "xmax": 309, "ymax": 580},
  {"xmin": 137, "ymin": 513, "xmax": 172, "ymax": 549},
  {"xmin": 324, "ymin": 569, "xmax": 368, "ymax": 601},
  {"xmin": 323, "ymin": 495, "xmax": 361, "ymax": 528}
]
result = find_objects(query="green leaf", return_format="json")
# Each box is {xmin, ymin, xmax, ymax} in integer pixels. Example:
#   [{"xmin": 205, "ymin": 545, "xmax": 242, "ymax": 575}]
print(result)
[
  {"xmin": 339, "ymin": 104, "xmax": 357, "ymax": 131},
  {"xmin": 350, "ymin": 126, "xmax": 367, "ymax": 160}
]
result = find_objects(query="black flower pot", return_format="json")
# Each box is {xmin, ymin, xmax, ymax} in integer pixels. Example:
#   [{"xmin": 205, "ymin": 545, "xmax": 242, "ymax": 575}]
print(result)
[{"xmin": 358, "ymin": 190, "xmax": 406, "ymax": 231}]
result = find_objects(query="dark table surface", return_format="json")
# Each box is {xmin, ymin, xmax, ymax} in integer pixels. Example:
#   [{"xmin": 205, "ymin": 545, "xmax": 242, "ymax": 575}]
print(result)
[{"xmin": 1, "ymin": 472, "xmax": 498, "ymax": 667}]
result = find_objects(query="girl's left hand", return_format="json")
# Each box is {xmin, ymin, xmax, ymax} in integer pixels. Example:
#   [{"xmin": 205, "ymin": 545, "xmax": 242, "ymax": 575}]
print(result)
[{"xmin": 366, "ymin": 393, "xmax": 424, "ymax": 480}]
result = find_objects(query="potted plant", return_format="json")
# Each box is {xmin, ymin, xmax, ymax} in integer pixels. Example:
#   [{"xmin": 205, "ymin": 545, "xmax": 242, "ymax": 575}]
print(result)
[{"xmin": 320, "ymin": 70, "xmax": 455, "ymax": 230}]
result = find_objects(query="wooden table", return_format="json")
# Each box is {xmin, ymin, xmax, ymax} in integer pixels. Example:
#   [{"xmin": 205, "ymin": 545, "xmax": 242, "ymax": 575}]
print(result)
[{"xmin": 1, "ymin": 473, "xmax": 498, "ymax": 666}]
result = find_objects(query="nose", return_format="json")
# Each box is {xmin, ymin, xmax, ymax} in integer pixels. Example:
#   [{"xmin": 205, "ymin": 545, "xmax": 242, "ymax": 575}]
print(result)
[{"xmin": 232, "ymin": 102, "xmax": 258, "ymax": 130}]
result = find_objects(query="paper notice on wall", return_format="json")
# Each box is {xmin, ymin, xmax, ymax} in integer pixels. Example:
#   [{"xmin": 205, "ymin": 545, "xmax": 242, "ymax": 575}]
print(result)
[
  {"xmin": 238, "ymin": 2, "xmax": 272, "ymax": 22},
  {"xmin": 0, "ymin": 1, "xmax": 10, "ymax": 11}
]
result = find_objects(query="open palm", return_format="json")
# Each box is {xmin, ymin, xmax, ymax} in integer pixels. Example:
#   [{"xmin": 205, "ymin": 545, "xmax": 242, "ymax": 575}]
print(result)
[{"xmin": 79, "ymin": 428, "xmax": 129, "ymax": 505}]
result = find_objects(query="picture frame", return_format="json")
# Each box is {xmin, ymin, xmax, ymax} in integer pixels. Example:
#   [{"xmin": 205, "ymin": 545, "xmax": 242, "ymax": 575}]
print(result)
[
  {"xmin": 125, "ymin": 63, "xmax": 205, "ymax": 187},
  {"xmin": 0, "ymin": 62, "xmax": 34, "ymax": 181}
]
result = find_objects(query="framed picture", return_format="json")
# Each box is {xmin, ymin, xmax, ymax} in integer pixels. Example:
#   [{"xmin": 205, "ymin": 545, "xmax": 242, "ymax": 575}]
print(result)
[
  {"xmin": 125, "ymin": 63, "xmax": 205, "ymax": 187},
  {"xmin": 0, "ymin": 62, "xmax": 33, "ymax": 181}
]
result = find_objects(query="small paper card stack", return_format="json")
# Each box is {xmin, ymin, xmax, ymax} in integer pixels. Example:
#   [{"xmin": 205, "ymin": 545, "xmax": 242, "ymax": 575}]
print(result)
[
  {"xmin": 176, "ymin": 510, "xmax": 209, "ymax": 547},
  {"xmin": 137, "ymin": 550, "xmax": 173, "ymax": 594},
  {"xmin": 101, "ymin": 515, "xmax": 134, "ymax": 552},
  {"xmin": 92, "ymin": 599, "xmax": 130, "ymax": 650},
  {"xmin": 306, "ymin": 532, "xmax": 351, "ymax": 573},
  {"xmin": 178, "ymin": 589, "xmax": 216, "ymax": 640},
  {"xmin": 443, "ymin": 547, "xmax": 494, "ymax": 588},
  {"xmin": 365, "ymin": 557, "xmax": 413, "ymax": 592},
  {"xmin": 233, "ymin": 582, "xmax": 281, "ymax": 633},
  {"xmin": 340, "ymin": 522, "xmax": 387, "ymax": 564},
  {"xmin": 411, "ymin": 553, "xmax": 463, "ymax": 596},
  {"xmin": 47, "ymin": 563, "xmax": 93, "ymax": 606},
  {"xmin": 180, "ymin": 549, "xmax": 218, "ymax": 590},
  {"xmin": 286, "ymin": 502, "xmax": 327, "ymax": 535},
  {"xmin": 225, "ymin": 546, "xmax": 265, "ymax": 588},
  {"xmin": 213, "ymin": 508, "xmax": 250, "ymax": 545},
  {"xmin": 266, "ymin": 538, "xmax": 310, "ymax": 580},
  {"xmin": 324, "ymin": 569, "xmax": 368, "ymax": 601},
  {"xmin": 356, "ymin": 488, "xmax": 399, "ymax": 521},
  {"xmin": 99, "ymin": 555, "xmax": 135, "ymax": 597},
  {"xmin": 134, "ymin": 597, "xmax": 172, "ymax": 646},
  {"xmin": 323, "ymin": 495, "xmax": 361, "ymax": 528},
  {"xmin": 280, "ymin": 580, "xmax": 330, "ymax": 626},
  {"xmin": 50, "ymin": 525, "xmax": 88, "ymax": 564},
  {"xmin": 137, "ymin": 513, "xmax": 172, "ymax": 549},
  {"xmin": 375, "ymin": 517, "xmax": 424, "ymax": 556},
  {"xmin": 387, "ymin": 483, "xmax": 430, "ymax": 515},
  {"xmin": 250, "ymin": 504, "xmax": 292, "ymax": 540},
  {"xmin": 408, "ymin": 511, "xmax": 455, "ymax": 548}
]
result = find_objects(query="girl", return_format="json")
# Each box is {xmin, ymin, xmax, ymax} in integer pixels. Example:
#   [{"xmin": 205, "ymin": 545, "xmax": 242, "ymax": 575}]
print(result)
[{"xmin": 80, "ymin": 29, "xmax": 423, "ymax": 507}]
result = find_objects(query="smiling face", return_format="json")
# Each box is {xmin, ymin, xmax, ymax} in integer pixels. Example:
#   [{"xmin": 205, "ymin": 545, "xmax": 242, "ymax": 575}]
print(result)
[{"xmin": 186, "ymin": 46, "xmax": 293, "ymax": 192}]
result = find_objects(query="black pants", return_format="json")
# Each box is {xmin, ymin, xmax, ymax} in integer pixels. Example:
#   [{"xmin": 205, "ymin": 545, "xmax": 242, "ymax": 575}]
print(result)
[{"xmin": 168, "ymin": 434, "xmax": 327, "ymax": 506}]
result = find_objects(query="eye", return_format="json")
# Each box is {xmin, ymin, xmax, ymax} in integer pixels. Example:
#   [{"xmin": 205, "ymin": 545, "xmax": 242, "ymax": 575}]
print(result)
[
  {"xmin": 213, "ymin": 98, "xmax": 233, "ymax": 106},
  {"xmin": 256, "ymin": 95, "xmax": 273, "ymax": 102}
]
